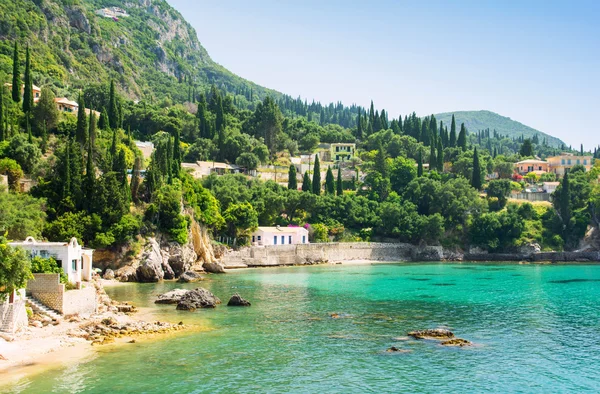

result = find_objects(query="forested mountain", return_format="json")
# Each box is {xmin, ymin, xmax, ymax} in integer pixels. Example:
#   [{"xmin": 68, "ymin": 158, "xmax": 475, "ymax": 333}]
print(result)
[
  {"xmin": 434, "ymin": 111, "xmax": 565, "ymax": 148},
  {"xmin": 0, "ymin": 0, "xmax": 277, "ymax": 104}
]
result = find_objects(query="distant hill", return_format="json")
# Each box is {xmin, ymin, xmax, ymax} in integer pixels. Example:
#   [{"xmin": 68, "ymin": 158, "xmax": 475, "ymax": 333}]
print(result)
[{"xmin": 434, "ymin": 110, "xmax": 565, "ymax": 148}]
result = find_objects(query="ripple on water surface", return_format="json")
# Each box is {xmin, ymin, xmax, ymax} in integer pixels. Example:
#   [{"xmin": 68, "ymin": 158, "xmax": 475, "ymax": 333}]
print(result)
[{"xmin": 6, "ymin": 263, "xmax": 600, "ymax": 393}]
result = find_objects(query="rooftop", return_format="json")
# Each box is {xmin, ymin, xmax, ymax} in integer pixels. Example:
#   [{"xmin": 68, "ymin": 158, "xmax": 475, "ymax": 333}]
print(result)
[{"xmin": 256, "ymin": 226, "xmax": 308, "ymax": 233}]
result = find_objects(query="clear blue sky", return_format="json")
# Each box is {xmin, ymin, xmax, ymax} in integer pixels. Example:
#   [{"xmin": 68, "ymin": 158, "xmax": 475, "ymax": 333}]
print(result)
[{"xmin": 167, "ymin": 0, "xmax": 599, "ymax": 149}]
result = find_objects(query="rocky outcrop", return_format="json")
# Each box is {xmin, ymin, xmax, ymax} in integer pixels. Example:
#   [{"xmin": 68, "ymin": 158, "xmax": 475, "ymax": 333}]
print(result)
[
  {"xmin": 519, "ymin": 243, "xmax": 541, "ymax": 254},
  {"xmin": 103, "ymin": 269, "xmax": 115, "ymax": 280},
  {"xmin": 227, "ymin": 294, "xmax": 251, "ymax": 307},
  {"xmin": 176, "ymin": 288, "xmax": 221, "ymax": 311},
  {"xmin": 411, "ymin": 246, "xmax": 444, "ymax": 261},
  {"xmin": 441, "ymin": 338, "xmax": 472, "ymax": 347},
  {"xmin": 177, "ymin": 271, "xmax": 204, "ymax": 283},
  {"xmin": 155, "ymin": 289, "xmax": 189, "ymax": 304},
  {"xmin": 408, "ymin": 329, "xmax": 454, "ymax": 340},
  {"xmin": 161, "ymin": 254, "xmax": 175, "ymax": 280},
  {"xmin": 165, "ymin": 242, "xmax": 197, "ymax": 277},
  {"xmin": 115, "ymin": 265, "xmax": 138, "ymax": 282},
  {"xmin": 136, "ymin": 238, "xmax": 164, "ymax": 282},
  {"xmin": 67, "ymin": 7, "xmax": 91, "ymax": 34}
]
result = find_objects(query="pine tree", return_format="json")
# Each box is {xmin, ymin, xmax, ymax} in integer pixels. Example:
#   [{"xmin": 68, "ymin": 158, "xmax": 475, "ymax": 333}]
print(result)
[
  {"xmin": 312, "ymin": 154, "xmax": 321, "ymax": 195},
  {"xmin": 302, "ymin": 171, "xmax": 312, "ymax": 192},
  {"xmin": 11, "ymin": 42, "xmax": 20, "ymax": 103},
  {"xmin": 288, "ymin": 164, "xmax": 297, "ymax": 190},
  {"xmin": 75, "ymin": 92, "xmax": 87, "ymax": 147},
  {"xmin": 325, "ymin": 166, "xmax": 335, "ymax": 194},
  {"xmin": 471, "ymin": 147, "xmax": 482, "ymax": 190},
  {"xmin": 429, "ymin": 143, "xmax": 437, "ymax": 171},
  {"xmin": 437, "ymin": 138, "xmax": 444, "ymax": 172},
  {"xmin": 519, "ymin": 139, "xmax": 534, "ymax": 157},
  {"xmin": 336, "ymin": 167, "xmax": 343, "ymax": 196},
  {"xmin": 108, "ymin": 80, "xmax": 118, "ymax": 129},
  {"xmin": 457, "ymin": 123, "xmax": 467, "ymax": 151},
  {"xmin": 22, "ymin": 45, "xmax": 33, "ymax": 113},
  {"xmin": 449, "ymin": 114, "xmax": 457, "ymax": 147},
  {"xmin": 417, "ymin": 149, "xmax": 423, "ymax": 177}
]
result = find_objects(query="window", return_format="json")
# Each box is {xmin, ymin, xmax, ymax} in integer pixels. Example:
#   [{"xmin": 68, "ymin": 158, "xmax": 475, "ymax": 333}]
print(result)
[
  {"xmin": 336, "ymin": 155, "xmax": 339, "ymax": 161},
  {"xmin": 336, "ymin": 146, "xmax": 339, "ymax": 152},
  {"xmin": 274, "ymin": 236, "xmax": 277, "ymax": 245},
  {"xmin": 584, "ymin": 159, "xmax": 587, "ymax": 165},
  {"xmin": 252, "ymin": 236, "xmax": 255, "ymax": 242},
  {"xmin": 302, "ymin": 235, "xmax": 306, "ymax": 244},
  {"xmin": 71, "ymin": 259, "xmax": 77, "ymax": 271},
  {"xmin": 281, "ymin": 235, "xmax": 285, "ymax": 245},
  {"xmin": 40, "ymin": 250, "xmax": 49, "ymax": 258},
  {"xmin": 568, "ymin": 159, "xmax": 571, "ymax": 165},
  {"xmin": 539, "ymin": 166, "xmax": 542, "ymax": 171},
  {"xmin": 289, "ymin": 236, "xmax": 292, "ymax": 244},
  {"xmin": 562, "ymin": 159, "xmax": 565, "ymax": 165},
  {"xmin": 258, "ymin": 236, "xmax": 261, "ymax": 241},
  {"xmin": 577, "ymin": 159, "xmax": 580, "ymax": 165}
]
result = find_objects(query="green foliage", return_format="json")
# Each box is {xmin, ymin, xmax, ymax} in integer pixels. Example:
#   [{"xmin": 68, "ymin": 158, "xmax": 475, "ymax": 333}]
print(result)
[
  {"xmin": 487, "ymin": 179, "xmax": 512, "ymax": 211},
  {"xmin": 30, "ymin": 256, "xmax": 67, "ymax": 284},
  {"xmin": 0, "ymin": 236, "xmax": 32, "ymax": 301},
  {"xmin": 4, "ymin": 133, "xmax": 41, "ymax": 174},
  {"xmin": 0, "ymin": 190, "xmax": 46, "ymax": 240},
  {"xmin": 0, "ymin": 157, "xmax": 23, "ymax": 190},
  {"xmin": 312, "ymin": 154, "xmax": 321, "ymax": 195},
  {"xmin": 325, "ymin": 166, "xmax": 335, "ymax": 195},
  {"xmin": 310, "ymin": 223, "xmax": 329, "ymax": 243},
  {"xmin": 223, "ymin": 202, "xmax": 258, "ymax": 238},
  {"xmin": 288, "ymin": 164, "xmax": 297, "ymax": 190}
]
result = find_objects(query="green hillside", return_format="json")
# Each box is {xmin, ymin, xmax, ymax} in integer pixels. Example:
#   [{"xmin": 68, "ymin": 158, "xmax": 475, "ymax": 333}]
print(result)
[
  {"xmin": 0, "ymin": 0, "xmax": 277, "ymax": 103},
  {"xmin": 434, "ymin": 110, "xmax": 565, "ymax": 148}
]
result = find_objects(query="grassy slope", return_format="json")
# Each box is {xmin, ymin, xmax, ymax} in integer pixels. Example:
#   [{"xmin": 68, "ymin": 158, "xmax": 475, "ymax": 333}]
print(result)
[{"xmin": 434, "ymin": 110, "xmax": 565, "ymax": 148}]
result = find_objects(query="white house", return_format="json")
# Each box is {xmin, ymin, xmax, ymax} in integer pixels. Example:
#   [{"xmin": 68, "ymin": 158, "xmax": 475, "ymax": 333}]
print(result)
[
  {"xmin": 251, "ymin": 226, "xmax": 309, "ymax": 246},
  {"xmin": 8, "ymin": 237, "xmax": 93, "ymax": 284},
  {"xmin": 543, "ymin": 182, "xmax": 560, "ymax": 194}
]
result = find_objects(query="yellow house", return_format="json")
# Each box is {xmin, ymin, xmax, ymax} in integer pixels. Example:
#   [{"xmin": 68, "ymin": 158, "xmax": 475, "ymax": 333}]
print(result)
[
  {"xmin": 4, "ymin": 83, "xmax": 41, "ymax": 102},
  {"xmin": 55, "ymin": 97, "xmax": 79, "ymax": 113},
  {"xmin": 331, "ymin": 143, "xmax": 356, "ymax": 162},
  {"xmin": 547, "ymin": 154, "xmax": 593, "ymax": 176}
]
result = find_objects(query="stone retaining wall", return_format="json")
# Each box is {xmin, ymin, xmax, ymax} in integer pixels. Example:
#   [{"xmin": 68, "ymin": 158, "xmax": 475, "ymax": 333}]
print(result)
[
  {"xmin": 465, "ymin": 251, "xmax": 600, "ymax": 262},
  {"xmin": 26, "ymin": 273, "xmax": 97, "ymax": 315}
]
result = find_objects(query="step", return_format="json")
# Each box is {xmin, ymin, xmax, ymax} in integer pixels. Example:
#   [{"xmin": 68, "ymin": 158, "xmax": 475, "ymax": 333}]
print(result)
[{"xmin": 25, "ymin": 297, "xmax": 62, "ymax": 319}]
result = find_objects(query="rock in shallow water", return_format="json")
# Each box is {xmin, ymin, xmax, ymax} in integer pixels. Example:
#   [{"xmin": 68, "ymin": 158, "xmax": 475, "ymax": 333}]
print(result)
[
  {"xmin": 408, "ymin": 329, "xmax": 454, "ymax": 340},
  {"xmin": 176, "ymin": 288, "xmax": 221, "ymax": 311},
  {"xmin": 227, "ymin": 293, "xmax": 251, "ymax": 306},
  {"xmin": 155, "ymin": 289, "xmax": 189, "ymax": 304},
  {"xmin": 441, "ymin": 338, "xmax": 472, "ymax": 347},
  {"xmin": 177, "ymin": 271, "xmax": 204, "ymax": 283}
]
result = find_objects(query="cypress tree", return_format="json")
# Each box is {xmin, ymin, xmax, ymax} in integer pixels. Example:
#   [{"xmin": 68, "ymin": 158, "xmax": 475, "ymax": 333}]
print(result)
[
  {"xmin": 429, "ymin": 143, "xmax": 437, "ymax": 171},
  {"xmin": 108, "ymin": 80, "xmax": 118, "ymax": 129},
  {"xmin": 75, "ymin": 92, "xmax": 87, "ymax": 147},
  {"xmin": 302, "ymin": 171, "xmax": 312, "ymax": 192},
  {"xmin": 436, "ymin": 138, "xmax": 444, "ymax": 172},
  {"xmin": 312, "ymin": 154, "xmax": 321, "ymax": 195},
  {"xmin": 172, "ymin": 129, "xmax": 181, "ymax": 177},
  {"xmin": 0, "ymin": 87, "xmax": 5, "ymax": 141},
  {"xmin": 88, "ymin": 110, "xmax": 97, "ymax": 149},
  {"xmin": 457, "ymin": 123, "xmax": 467, "ymax": 151},
  {"xmin": 110, "ymin": 128, "xmax": 118, "ymax": 170},
  {"xmin": 336, "ymin": 166, "xmax": 343, "ymax": 196},
  {"xmin": 130, "ymin": 157, "xmax": 142, "ymax": 203},
  {"xmin": 559, "ymin": 171, "xmax": 571, "ymax": 226},
  {"xmin": 471, "ymin": 147, "xmax": 482, "ymax": 190},
  {"xmin": 83, "ymin": 131, "xmax": 95, "ymax": 209},
  {"xmin": 99, "ymin": 108, "xmax": 108, "ymax": 130},
  {"xmin": 11, "ymin": 42, "xmax": 20, "ymax": 103},
  {"xmin": 63, "ymin": 138, "xmax": 71, "ymax": 200},
  {"xmin": 288, "ymin": 164, "xmax": 297, "ymax": 190},
  {"xmin": 417, "ymin": 149, "xmax": 423, "ymax": 177},
  {"xmin": 356, "ymin": 110, "xmax": 363, "ymax": 140},
  {"xmin": 22, "ymin": 45, "xmax": 33, "ymax": 113},
  {"xmin": 40, "ymin": 121, "xmax": 47, "ymax": 154},
  {"xmin": 26, "ymin": 117, "xmax": 32, "ymax": 144},
  {"xmin": 325, "ymin": 166, "xmax": 335, "ymax": 194},
  {"xmin": 449, "ymin": 114, "xmax": 457, "ymax": 147},
  {"xmin": 196, "ymin": 93, "xmax": 210, "ymax": 138}
]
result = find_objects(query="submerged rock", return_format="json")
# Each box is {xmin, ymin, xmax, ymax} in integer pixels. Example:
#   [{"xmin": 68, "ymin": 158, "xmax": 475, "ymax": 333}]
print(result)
[
  {"xmin": 227, "ymin": 293, "xmax": 251, "ymax": 307},
  {"xmin": 441, "ymin": 338, "xmax": 472, "ymax": 347},
  {"xmin": 176, "ymin": 288, "xmax": 221, "ymax": 311},
  {"xmin": 177, "ymin": 271, "xmax": 204, "ymax": 283},
  {"xmin": 386, "ymin": 346, "xmax": 412, "ymax": 353},
  {"xmin": 155, "ymin": 289, "xmax": 189, "ymax": 304},
  {"xmin": 408, "ymin": 329, "xmax": 454, "ymax": 340}
]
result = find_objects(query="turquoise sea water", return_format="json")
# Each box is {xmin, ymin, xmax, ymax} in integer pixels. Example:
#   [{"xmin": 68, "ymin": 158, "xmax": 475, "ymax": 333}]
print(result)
[{"xmin": 5, "ymin": 263, "xmax": 600, "ymax": 393}]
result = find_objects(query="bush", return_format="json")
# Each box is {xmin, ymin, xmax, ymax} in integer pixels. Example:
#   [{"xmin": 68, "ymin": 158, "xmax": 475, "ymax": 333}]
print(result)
[
  {"xmin": 30, "ymin": 256, "xmax": 68, "ymax": 283},
  {"xmin": 311, "ymin": 223, "xmax": 329, "ymax": 243}
]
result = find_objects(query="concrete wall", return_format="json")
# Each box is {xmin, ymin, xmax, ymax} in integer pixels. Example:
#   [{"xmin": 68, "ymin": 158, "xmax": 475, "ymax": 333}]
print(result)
[
  {"xmin": 0, "ymin": 300, "xmax": 28, "ymax": 333},
  {"xmin": 222, "ymin": 242, "xmax": 441, "ymax": 267},
  {"xmin": 26, "ymin": 273, "xmax": 97, "ymax": 315}
]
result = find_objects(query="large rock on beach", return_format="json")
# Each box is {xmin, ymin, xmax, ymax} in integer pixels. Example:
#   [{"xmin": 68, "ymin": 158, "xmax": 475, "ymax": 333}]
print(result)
[
  {"xmin": 166, "ymin": 242, "xmax": 198, "ymax": 277},
  {"xmin": 115, "ymin": 265, "xmax": 138, "ymax": 282},
  {"xmin": 177, "ymin": 271, "xmax": 204, "ymax": 283},
  {"xmin": 408, "ymin": 329, "xmax": 454, "ymax": 340},
  {"xmin": 203, "ymin": 261, "xmax": 226, "ymax": 274},
  {"xmin": 155, "ymin": 289, "xmax": 189, "ymax": 304},
  {"xmin": 103, "ymin": 269, "xmax": 115, "ymax": 280},
  {"xmin": 227, "ymin": 293, "xmax": 251, "ymax": 307},
  {"xmin": 136, "ymin": 238, "xmax": 165, "ymax": 282},
  {"xmin": 176, "ymin": 288, "xmax": 221, "ymax": 311}
]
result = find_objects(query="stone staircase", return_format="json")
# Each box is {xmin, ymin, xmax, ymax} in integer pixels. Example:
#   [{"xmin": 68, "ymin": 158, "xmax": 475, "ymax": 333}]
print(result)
[
  {"xmin": 0, "ymin": 308, "xmax": 15, "ymax": 333},
  {"xmin": 25, "ymin": 296, "xmax": 62, "ymax": 320}
]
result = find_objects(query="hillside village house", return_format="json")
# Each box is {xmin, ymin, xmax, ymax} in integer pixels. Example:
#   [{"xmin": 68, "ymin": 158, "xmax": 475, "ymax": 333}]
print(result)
[
  {"xmin": 515, "ymin": 159, "xmax": 549, "ymax": 175},
  {"xmin": 546, "ymin": 154, "xmax": 593, "ymax": 176},
  {"xmin": 251, "ymin": 226, "xmax": 309, "ymax": 246},
  {"xmin": 331, "ymin": 143, "xmax": 356, "ymax": 162},
  {"xmin": 8, "ymin": 237, "xmax": 93, "ymax": 284},
  {"xmin": 4, "ymin": 83, "xmax": 41, "ymax": 102}
]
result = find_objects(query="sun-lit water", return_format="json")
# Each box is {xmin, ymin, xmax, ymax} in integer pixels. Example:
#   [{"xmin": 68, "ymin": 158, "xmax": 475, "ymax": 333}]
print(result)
[{"xmin": 5, "ymin": 263, "xmax": 600, "ymax": 393}]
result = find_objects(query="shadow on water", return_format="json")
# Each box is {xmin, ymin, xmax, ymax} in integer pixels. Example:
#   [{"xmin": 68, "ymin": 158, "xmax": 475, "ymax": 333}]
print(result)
[{"xmin": 549, "ymin": 279, "xmax": 600, "ymax": 284}]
